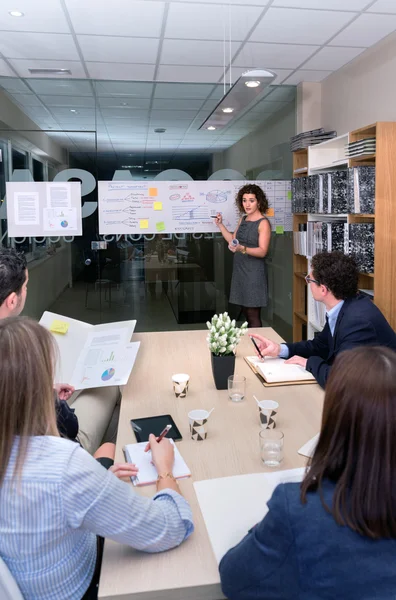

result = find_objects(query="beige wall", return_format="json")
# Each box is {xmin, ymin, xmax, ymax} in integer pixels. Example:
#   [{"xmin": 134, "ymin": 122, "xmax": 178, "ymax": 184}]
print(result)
[
  {"xmin": 211, "ymin": 101, "xmax": 295, "ymax": 178},
  {"xmin": 322, "ymin": 31, "xmax": 396, "ymax": 134}
]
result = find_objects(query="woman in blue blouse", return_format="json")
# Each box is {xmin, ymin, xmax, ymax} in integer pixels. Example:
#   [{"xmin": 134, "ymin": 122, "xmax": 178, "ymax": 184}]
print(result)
[
  {"xmin": 220, "ymin": 345, "xmax": 396, "ymax": 599},
  {"xmin": 0, "ymin": 317, "xmax": 193, "ymax": 600}
]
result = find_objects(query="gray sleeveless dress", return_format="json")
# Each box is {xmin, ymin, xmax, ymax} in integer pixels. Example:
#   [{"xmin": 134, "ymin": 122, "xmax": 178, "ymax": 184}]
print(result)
[{"xmin": 229, "ymin": 216, "xmax": 269, "ymax": 307}]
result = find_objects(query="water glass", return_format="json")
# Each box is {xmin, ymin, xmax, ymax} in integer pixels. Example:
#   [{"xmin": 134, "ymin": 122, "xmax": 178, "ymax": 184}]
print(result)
[
  {"xmin": 259, "ymin": 430, "xmax": 284, "ymax": 467},
  {"xmin": 228, "ymin": 375, "xmax": 246, "ymax": 402}
]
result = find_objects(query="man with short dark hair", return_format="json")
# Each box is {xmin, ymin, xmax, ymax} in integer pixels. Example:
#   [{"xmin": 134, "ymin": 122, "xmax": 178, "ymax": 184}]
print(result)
[
  {"xmin": 0, "ymin": 246, "xmax": 120, "ymax": 454},
  {"xmin": 252, "ymin": 251, "xmax": 396, "ymax": 388}
]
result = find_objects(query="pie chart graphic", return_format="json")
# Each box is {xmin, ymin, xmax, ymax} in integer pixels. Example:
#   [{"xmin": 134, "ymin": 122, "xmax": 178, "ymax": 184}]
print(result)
[
  {"xmin": 206, "ymin": 190, "xmax": 227, "ymax": 203},
  {"xmin": 61, "ymin": 220, "xmax": 68, "ymax": 228},
  {"xmin": 101, "ymin": 367, "xmax": 115, "ymax": 382}
]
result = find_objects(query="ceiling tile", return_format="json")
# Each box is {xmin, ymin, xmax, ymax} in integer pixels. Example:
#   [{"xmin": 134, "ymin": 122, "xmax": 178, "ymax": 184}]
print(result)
[
  {"xmin": 98, "ymin": 97, "xmax": 151, "ymax": 109},
  {"xmin": 303, "ymin": 46, "xmax": 365, "ymax": 69},
  {"xmin": 251, "ymin": 7, "xmax": 355, "ymax": 44},
  {"xmin": 250, "ymin": 99, "xmax": 290, "ymax": 113},
  {"xmin": 94, "ymin": 81, "xmax": 154, "ymax": 96},
  {"xmin": 0, "ymin": 0, "xmax": 69, "ymax": 32},
  {"xmin": 7, "ymin": 93, "xmax": 43, "ymax": 106},
  {"xmin": 161, "ymin": 40, "xmax": 241, "ymax": 66},
  {"xmin": 87, "ymin": 62, "xmax": 156, "ymax": 81},
  {"xmin": 101, "ymin": 108, "xmax": 149, "ymax": 118},
  {"xmin": 165, "ymin": 3, "xmax": 262, "ymax": 41},
  {"xmin": 0, "ymin": 32, "xmax": 80, "ymax": 60},
  {"xmin": 151, "ymin": 109, "xmax": 196, "ymax": 120},
  {"xmin": 234, "ymin": 42, "xmax": 319, "ymax": 68},
  {"xmin": 28, "ymin": 79, "xmax": 92, "ymax": 95},
  {"xmin": 0, "ymin": 77, "xmax": 30, "ymax": 93},
  {"xmin": 7, "ymin": 59, "xmax": 86, "ymax": 79},
  {"xmin": 282, "ymin": 69, "xmax": 332, "ymax": 84},
  {"xmin": 79, "ymin": 36, "xmax": 159, "ymax": 63},
  {"xmin": 39, "ymin": 95, "xmax": 95, "ymax": 108},
  {"xmin": 271, "ymin": 0, "xmax": 370, "ymax": 9},
  {"xmin": 51, "ymin": 107, "xmax": 95, "ymax": 117},
  {"xmin": 152, "ymin": 98, "xmax": 204, "ymax": 110},
  {"xmin": 0, "ymin": 60, "xmax": 15, "ymax": 77},
  {"xmin": 329, "ymin": 13, "xmax": 396, "ymax": 46},
  {"xmin": 154, "ymin": 83, "xmax": 215, "ymax": 99},
  {"xmin": 157, "ymin": 65, "xmax": 225, "ymax": 83},
  {"xmin": 65, "ymin": 0, "xmax": 165, "ymax": 36},
  {"xmin": 367, "ymin": 0, "xmax": 396, "ymax": 12}
]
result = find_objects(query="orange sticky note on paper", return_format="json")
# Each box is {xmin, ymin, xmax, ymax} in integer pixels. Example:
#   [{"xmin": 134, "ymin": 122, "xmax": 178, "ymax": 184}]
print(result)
[
  {"xmin": 149, "ymin": 188, "xmax": 158, "ymax": 197},
  {"xmin": 154, "ymin": 202, "xmax": 162, "ymax": 211},
  {"xmin": 267, "ymin": 208, "xmax": 275, "ymax": 217},
  {"xmin": 140, "ymin": 219, "xmax": 149, "ymax": 229}
]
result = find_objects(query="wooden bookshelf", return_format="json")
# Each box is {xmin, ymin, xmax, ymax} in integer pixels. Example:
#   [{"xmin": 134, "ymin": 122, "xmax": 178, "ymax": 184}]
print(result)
[
  {"xmin": 291, "ymin": 122, "xmax": 396, "ymax": 341},
  {"xmin": 293, "ymin": 149, "xmax": 308, "ymax": 177}
]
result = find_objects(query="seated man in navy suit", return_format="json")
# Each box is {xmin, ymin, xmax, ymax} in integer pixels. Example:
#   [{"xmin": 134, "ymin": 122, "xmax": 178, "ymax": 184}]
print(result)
[{"xmin": 252, "ymin": 251, "xmax": 396, "ymax": 388}]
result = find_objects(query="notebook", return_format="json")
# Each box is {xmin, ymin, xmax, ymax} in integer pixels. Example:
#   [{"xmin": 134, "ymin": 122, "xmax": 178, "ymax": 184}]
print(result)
[
  {"xmin": 194, "ymin": 468, "xmax": 305, "ymax": 563},
  {"xmin": 246, "ymin": 355, "xmax": 316, "ymax": 385},
  {"xmin": 123, "ymin": 440, "xmax": 191, "ymax": 486},
  {"xmin": 298, "ymin": 433, "xmax": 319, "ymax": 458}
]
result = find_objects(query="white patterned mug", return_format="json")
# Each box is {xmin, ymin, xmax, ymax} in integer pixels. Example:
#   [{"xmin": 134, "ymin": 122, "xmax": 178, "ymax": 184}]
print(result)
[
  {"xmin": 258, "ymin": 400, "xmax": 279, "ymax": 429},
  {"xmin": 172, "ymin": 373, "xmax": 190, "ymax": 398},
  {"xmin": 188, "ymin": 409, "xmax": 209, "ymax": 441}
]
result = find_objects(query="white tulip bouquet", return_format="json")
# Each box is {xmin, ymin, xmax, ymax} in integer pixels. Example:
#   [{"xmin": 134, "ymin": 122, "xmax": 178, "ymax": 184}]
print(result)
[{"xmin": 206, "ymin": 312, "xmax": 248, "ymax": 356}]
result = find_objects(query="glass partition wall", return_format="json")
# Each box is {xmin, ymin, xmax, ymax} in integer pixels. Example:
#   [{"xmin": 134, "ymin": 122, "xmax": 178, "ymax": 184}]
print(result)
[{"xmin": 0, "ymin": 76, "xmax": 296, "ymax": 338}]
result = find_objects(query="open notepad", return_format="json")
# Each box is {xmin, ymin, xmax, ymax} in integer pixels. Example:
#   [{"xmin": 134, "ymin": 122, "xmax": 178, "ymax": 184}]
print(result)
[
  {"xmin": 298, "ymin": 433, "xmax": 319, "ymax": 458},
  {"xmin": 246, "ymin": 355, "xmax": 316, "ymax": 385},
  {"xmin": 124, "ymin": 440, "xmax": 191, "ymax": 486},
  {"xmin": 194, "ymin": 467, "xmax": 305, "ymax": 563}
]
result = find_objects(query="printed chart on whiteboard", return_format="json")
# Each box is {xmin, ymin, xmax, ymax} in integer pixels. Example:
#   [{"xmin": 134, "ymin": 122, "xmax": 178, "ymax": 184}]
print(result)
[{"xmin": 98, "ymin": 180, "xmax": 292, "ymax": 235}]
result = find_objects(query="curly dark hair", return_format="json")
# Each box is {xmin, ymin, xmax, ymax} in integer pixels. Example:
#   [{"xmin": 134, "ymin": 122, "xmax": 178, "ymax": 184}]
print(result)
[
  {"xmin": 235, "ymin": 184, "xmax": 268, "ymax": 214},
  {"xmin": 0, "ymin": 247, "xmax": 27, "ymax": 306},
  {"xmin": 311, "ymin": 251, "xmax": 358, "ymax": 300}
]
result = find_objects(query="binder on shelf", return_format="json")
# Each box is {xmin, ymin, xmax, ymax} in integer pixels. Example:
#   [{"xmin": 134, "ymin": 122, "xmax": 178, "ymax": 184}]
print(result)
[
  {"xmin": 347, "ymin": 166, "xmax": 375, "ymax": 214},
  {"xmin": 349, "ymin": 223, "xmax": 374, "ymax": 273}
]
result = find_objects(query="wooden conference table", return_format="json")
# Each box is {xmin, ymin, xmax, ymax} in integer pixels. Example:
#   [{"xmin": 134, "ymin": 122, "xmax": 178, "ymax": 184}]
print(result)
[{"xmin": 98, "ymin": 328, "xmax": 324, "ymax": 600}]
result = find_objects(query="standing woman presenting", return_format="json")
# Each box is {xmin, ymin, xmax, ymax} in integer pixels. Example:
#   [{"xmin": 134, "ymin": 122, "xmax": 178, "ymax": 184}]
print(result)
[{"xmin": 215, "ymin": 184, "xmax": 271, "ymax": 327}]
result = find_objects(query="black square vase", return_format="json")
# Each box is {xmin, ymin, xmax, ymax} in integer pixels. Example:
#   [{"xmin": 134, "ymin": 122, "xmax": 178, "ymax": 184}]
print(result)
[{"xmin": 211, "ymin": 352, "xmax": 236, "ymax": 390}]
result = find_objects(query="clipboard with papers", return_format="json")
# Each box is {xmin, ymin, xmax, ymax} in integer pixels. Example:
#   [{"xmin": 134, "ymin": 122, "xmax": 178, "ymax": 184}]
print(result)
[{"xmin": 244, "ymin": 355, "xmax": 317, "ymax": 387}]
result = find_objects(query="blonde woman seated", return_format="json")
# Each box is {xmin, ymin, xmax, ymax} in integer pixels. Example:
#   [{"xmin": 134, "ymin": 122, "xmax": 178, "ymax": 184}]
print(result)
[
  {"xmin": 0, "ymin": 318, "xmax": 193, "ymax": 600},
  {"xmin": 220, "ymin": 346, "xmax": 396, "ymax": 599}
]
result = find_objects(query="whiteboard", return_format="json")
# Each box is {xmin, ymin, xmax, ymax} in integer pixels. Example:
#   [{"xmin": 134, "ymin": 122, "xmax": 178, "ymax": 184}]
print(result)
[
  {"xmin": 6, "ymin": 181, "xmax": 83, "ymax": 237},
  {"xmin": 98, "ymin": 179, "xmax": 292, "ymax": 235}
]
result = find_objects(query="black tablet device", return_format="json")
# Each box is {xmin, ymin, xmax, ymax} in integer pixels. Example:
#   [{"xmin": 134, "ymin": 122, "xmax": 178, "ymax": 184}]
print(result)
[{"xmin": 130, "ymin": 414, "xmax": 183, "ymax": 443}]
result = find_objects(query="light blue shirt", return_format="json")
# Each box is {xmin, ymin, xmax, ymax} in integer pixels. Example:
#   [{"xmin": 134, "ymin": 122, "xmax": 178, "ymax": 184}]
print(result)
[
  {"xmin": 0, "ymin": 436, "xmax": 193, "ymax": 600},
  {"xmin": 279, "ymin": 300, "xmax": 345, "ymax": 359}
]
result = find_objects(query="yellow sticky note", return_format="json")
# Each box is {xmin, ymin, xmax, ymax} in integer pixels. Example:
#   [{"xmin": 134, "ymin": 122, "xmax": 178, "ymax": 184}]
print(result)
[
  {"xmin": 50, "ymin": 320, "xmax": 69, "ymax": 335},
  {"xmin": 156, "ymin": 221, "xmax": 166, "ymax": 232},
  {"xmin": 276, "ymin": 225, "xmax": 284, "ymax": 235},
  {"xmin": 287, "ymin": 191, "xmax": 292, "ymax": 200},
  {"xmin": 267, "ymin": 207, "xmax": 275, "ymax": 217},
  {"xmin": 149, "ymin": 188, "xmax": 158, "ymax": 197},
  {"xmin": 154, "ymin": 202, "xmax": 163, "ymax": 211},
  {"xmin": 140, "ymin": 219, "xmax": 149, "ymax": 229}
]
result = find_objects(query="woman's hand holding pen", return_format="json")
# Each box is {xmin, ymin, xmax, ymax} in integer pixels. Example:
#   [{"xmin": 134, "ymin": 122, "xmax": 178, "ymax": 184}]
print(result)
[
  {"xmin": 146, "ymin": 434, "xmax": 175, "ymax": 475},
  {"xmin": 214, "ymin": 213, "xmax": 222, "ymax": 227}
]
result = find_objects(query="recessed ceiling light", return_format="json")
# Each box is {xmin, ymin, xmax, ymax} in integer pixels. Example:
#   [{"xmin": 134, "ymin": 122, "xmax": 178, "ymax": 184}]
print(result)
[
  {"xmin": 70, "ymin": 109, "xmax": 77, "ymax": 113},
  {"xmin": 154, "ymin": 128, "xmax": 166, "ymax": 133},
  {"xmin": 120, "ymin": 102, "xmax": 128, "ymax": 106},
  {"xmin": 245, "ymin": 80, "xmax": 261, "ymax": 88},
  {"xmin": 222, "ymin": 108, "xmax": 234, "ymax": 114},
  {"xmin": 207, "ymin": 126, "xmax": 216, "ymax": 131},
  {"xmin": 9, "ymin": 10, "xmax": 24, "ymax": 17}
]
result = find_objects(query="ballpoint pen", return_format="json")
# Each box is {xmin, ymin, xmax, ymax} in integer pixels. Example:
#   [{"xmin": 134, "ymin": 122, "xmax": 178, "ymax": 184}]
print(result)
[{"xmin": 144, "ymin": 424, "xmax": 172, "ymax": 452}]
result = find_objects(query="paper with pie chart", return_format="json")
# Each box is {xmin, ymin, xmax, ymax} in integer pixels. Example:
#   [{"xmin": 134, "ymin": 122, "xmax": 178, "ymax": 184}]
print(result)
[
  {"xmin": 6, "ymin": 181, "xmax": 83, "ymax": 237},
  {"xmin": 69, "ymin": 326, "xmax": 140, "ymax": 389}
]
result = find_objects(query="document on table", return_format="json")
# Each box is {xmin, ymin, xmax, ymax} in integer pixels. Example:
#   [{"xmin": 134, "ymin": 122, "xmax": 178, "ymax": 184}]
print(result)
[
  {"xmin": 194, "ymin": 467, "xmax": 305, "ymax": 563},
  {"xmin": 246, "ymin": 355, "xmax": 316, "ymax": 383},
  {"xmin": 298, "ymin": 433, "xmax": 319, "ymax": 458}
]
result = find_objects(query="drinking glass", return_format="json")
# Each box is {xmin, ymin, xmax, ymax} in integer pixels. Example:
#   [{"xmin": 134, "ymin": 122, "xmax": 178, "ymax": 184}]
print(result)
[
  {"xmin": 259, "ymin": 430, "xmax": 284, "ymax": 467},
  {"xmin": 228, "ymin": 375, "xmax": 246, "ymax": 402}
]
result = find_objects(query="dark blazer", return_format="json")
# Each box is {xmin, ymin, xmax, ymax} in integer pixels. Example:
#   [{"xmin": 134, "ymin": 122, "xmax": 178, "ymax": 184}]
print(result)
[
  {"xmin": 219, "ymin": 480, "xmax": 396, "ymax": 600},
  {"xmin": 286, "ymin": 294, "xmax": 396, "ymax": 388}
]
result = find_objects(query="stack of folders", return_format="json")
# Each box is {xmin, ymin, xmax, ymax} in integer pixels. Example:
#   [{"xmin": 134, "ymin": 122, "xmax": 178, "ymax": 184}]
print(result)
[
  {"xmin": 349, "ymin": 223, "xmax": 374, "ymax": 274},
  {"xmin": 292, "ymin": 172, "xmax": 348, "ymax": 215},
  {"xmin": 293, "ymin": 223, "xmax": 307, "ymax": 256},
  {"xmin": 345, "ymin": 137, "xmax": 376, "ymax": 158},
  {"xmin": 306, "ymin": 221, "xmax": 348, "ymax": 258},
  {"xmin": 291, "ymin": 177, "xmax": 308, "ymax": 213},
  {"xmin": 347, "ymin": 166, "xmax": 375, "ymax": 214},
  {"xmin": 290, "ymin": 129, "xmax": 337, "ymax": 152},
  {"xmin": 124, "ymin": 440, "xmax": 191, "ymax": 486}
]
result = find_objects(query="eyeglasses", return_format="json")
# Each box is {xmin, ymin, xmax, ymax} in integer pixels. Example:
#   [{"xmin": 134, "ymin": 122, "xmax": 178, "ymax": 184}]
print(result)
[{"xmin": 305, "ymin": 275, "xmax": 321, "ymax": 285}]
